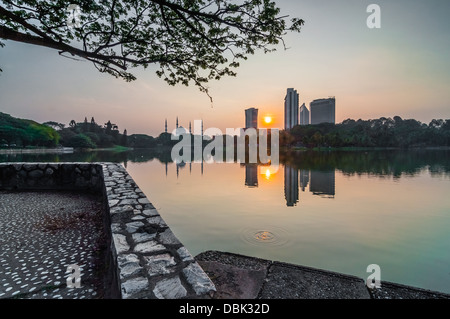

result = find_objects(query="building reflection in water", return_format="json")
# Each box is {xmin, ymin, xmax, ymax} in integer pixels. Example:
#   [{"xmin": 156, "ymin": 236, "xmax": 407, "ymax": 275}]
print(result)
[
  {"xmin": 166, "ymin": 161, "xmax": 335, "ymax": 206},
  {"xmin": 283, "ymin": 164, "xmax": 335, "ymax": 207},
  {"xmin": 244, "ymin": 164, "xmax": 259, "ymax": 188},
  {"xmin": 300, "ymin": 170, "xmax": 309, "ymax": 192},
  {"xmin": 284, "ymin": 165, "xmax": 299, "ymax": 207},
  {"xmin": 310, "ymin": 170, "xmax": 335, "ymax": 198}
]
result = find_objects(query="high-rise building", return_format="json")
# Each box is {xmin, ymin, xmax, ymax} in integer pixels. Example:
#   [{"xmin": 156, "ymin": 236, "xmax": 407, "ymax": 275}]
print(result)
[
  {"xmin": 284, "ymin": 88, "xmax": 299, "ymax": 130},
  {"xmin": 310, "ymin": 98, "xmax": 336, "ymax": 125},
  {"xmin": 245, "ymin": 108, "xmax": 258, "ymax": 129},
  {"xmin": 299, "ymin": 103, "xmax": 310, "ymax": 125}
]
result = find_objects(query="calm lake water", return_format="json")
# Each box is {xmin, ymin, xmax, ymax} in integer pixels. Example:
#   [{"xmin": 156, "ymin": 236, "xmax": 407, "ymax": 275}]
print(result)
[{"xmin": 2, "ymin": 149, "xmax": 450, "ymax": 294}]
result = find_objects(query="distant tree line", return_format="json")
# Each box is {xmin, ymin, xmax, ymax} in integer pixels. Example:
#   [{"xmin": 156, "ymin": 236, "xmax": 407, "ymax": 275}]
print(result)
[
  {"xmin": 47, "ymin": 117, "xmax": 127, "ymax": 149},
  {"xmin": 45, "ymin": 117, "xmax": 177, "ymax": 149},
  {"xmin": 3, "ymin": 112, "xmax": 449, "ymax": 150},
  {"xmin": 0, "ymin": 112, "xmax": 59, "ymax": 147},
  {"xmin": 281, "ymin": 116, "xmax": 450, "ymax": 148}
]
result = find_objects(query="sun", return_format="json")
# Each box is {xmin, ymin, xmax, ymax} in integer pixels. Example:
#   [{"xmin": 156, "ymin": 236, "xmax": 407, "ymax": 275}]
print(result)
[{"xmin": 264, "ymin": 116, "xmax": 273, "ymax": 124}]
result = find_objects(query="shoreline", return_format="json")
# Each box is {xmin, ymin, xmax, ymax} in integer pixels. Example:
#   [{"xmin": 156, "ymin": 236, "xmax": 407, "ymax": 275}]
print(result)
[
  {"xmin": 0, "ymin": 147, "xmax": 74, "ymax": 154},
  {"xmin": 196, "ymin": 251, "xmax": 450, "ymax": 299}
]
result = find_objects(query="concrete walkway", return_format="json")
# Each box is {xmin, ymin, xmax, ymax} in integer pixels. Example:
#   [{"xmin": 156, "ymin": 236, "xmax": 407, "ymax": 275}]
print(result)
[{"xmin": 196, "ymin": 251, "xmax": 450, "ymax": 299}]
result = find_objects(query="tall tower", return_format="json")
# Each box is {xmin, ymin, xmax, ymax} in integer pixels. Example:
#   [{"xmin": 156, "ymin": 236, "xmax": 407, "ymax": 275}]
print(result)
[
  {"xmin": 245, "ymin": 108, "xmax": 258, "ymax": 130},
  {"xmin": 310, "ymin": 98, "xmax": 336, "ymax": 125},
  {"xmin": 299, "ymin": 103, "xmax": 310, "ymax": 126},
  {"xmin": 284, "ymin": 88, "xmax": 299, "ymax": 130},
  {"xmin": 165, "ymin": 119, "xmax": 168, "ymax": 133},
  {"xmin": 176, "ymin": 117, "xmax": 179, "ymax": 129},
  {"xmin": 189, "ymin": 122, "xmax": 192, "ymax": 134}
]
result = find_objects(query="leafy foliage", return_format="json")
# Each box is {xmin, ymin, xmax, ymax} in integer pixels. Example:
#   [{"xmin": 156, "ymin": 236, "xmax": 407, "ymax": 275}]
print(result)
[
  {"xmin": 0, "ymin": 112, "xmax": 60, "ymax": 147},
  {"xmin": 56, "ymin": 116, "xmax": 176, "ymax": 148},
  {"xmin": 0, "ymin": 0, "xmax": 304, "ymax": 98},
  {"xmin": 283, "ymin": 117, "xmax": 450, "ymax": 148},
  {"xmin": 65, "ymin": 133, "xmax": 96, "ymax": 148}
]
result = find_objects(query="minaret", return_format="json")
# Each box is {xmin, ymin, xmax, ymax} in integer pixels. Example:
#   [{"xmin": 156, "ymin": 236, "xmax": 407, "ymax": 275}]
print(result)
[
  {"xmin": 189, "ymin": 122, "xmax": 192, "ymax": 135},
  {"xmin": 201, "ymin": 120, "xmax": 204, "ymax": 137},
  {"xmin": 176, "ymin": 117, "xmax": 179, "ymax": 129},
  {"xmin": 165, "ymin": 119, "xmax": 168, "ymax": 133}
]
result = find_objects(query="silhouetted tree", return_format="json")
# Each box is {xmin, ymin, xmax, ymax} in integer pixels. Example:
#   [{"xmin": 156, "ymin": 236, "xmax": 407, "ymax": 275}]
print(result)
[
  {"xmin": 104, "ymin": 121, "xmax": 112, "ymax": 135},
  {"xmin": 69, "ymin": 120, "xmax": 76, "ymax": 128},
  {"xmin": 0, "ymin": 0, "xmax": 304, "ymax": 99},
  {"xmin": 83, "ymin": 117, "xmax": 88, "ymax": 132},
  {"xmin": 122, "ymin": 129, "xmax": 128, "ymax": 146},
  {"xmin": 89, "ymin": 117, "xmax": 96, "ymax": 132},
  {"xmin": 43, "ymin": 121, "xmax": 65, "ymax": 131}
]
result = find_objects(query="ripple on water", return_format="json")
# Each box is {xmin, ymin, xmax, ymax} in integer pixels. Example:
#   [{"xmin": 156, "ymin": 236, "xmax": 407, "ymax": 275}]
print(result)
[{"xmin": 240, "ymin": 227, "xmax": 291, "ymax": 248}]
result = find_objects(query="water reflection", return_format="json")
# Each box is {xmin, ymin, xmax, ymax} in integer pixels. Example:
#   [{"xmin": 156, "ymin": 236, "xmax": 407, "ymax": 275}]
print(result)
[
  {"xmin": 3, "ymin": 148, "xmax": 449, "ymax": 177},
  {"xmin": 282, "ymin": 166, "xmax": 335, "ymax": 207},
  {"xmin": 2, "ymin": 149, "xmax": 450, "ymax": 209},
  {"xmin": 284, "ymin": 165, "xmax": 299, "ymax": 207},
  {"xmin": 244, "ymin": 164, "xmax": 258, "ymax": 188}
]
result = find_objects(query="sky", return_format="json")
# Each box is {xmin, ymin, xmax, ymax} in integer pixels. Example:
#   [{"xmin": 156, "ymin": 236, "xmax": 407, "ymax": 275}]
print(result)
[{"xmin": 0, "ymin": 0, "xmax": 450, "ymax": 136}]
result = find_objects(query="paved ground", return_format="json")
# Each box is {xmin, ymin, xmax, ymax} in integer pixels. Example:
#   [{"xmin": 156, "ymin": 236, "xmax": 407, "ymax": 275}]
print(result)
[
  {"xmin": 196, "ymin": 251, "xmax": 450, "ymax": 299},
  {"xmin": 0, "ymin": 191, "xmax": 109, "ymax": 299}
]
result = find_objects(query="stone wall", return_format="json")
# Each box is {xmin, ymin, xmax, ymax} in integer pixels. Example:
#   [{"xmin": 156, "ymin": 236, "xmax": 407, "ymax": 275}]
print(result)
[
  {"xmin": 0, "ymin": 163, "xmax": 103, "ymax": 192},
  {"xmin": 0, "ymin": 162, "xmax": 216, "ymax": 299}
]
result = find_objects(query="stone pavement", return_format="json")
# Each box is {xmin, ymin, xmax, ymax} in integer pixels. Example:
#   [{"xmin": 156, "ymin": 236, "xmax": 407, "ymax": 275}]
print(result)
[
  {"xmin": 196, "ymin": 251, "xmax": 450, "ymax": 299},
  {"xmin": 0, "ymin": 191, "xmax": 109, "ymax": 299}
]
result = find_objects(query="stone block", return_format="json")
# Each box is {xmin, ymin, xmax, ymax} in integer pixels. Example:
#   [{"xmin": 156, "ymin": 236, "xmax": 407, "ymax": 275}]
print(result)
[
  {"xmin": 142, "ymin": 209, "xmax": 159, "ymax": 217},
  {"xmin": 132, "ymin": 232, "xmax": 156, "ymax": 244},
  {"xmin": 113, "ymin": 234, "xmax": 130, "ymax": 254},
  {"xmin": 121, "ymin": 277, "xmax": 149, "ymax": 299},
  {"xmin": 177, "ymin": 247, "xmax": 194, "ymax": 262},
  {"xmin": 153, "ymin": 276, "xmax": 187, "ymax": 299},
  {"xmin": 183, "ymin": 263, "xmax": 216, "ymax": 296},
  {"xmin": 125, "ymin": 221, "xmax": 144, "ymax": 234},
  {"xmin": 29, "ymin": 170, "xmax": 44, "ymax": 179},
  {"xmin": 144, "ymin": 254, "xmax": 176, "ymax": 277},
  {"xmin": 118, "ymin": 254, "xmax": 143, "ymax": 279},
  {"xmin": 159, "ymin": 229, "xmax": 181, "ymax": 245},
  {"xmin": 134, "ymin": 241, "xmax": 166, "ymax": 254},
  {"xmin": 138, "ymin": 198, "xmax": 151, "ymax": 204}
]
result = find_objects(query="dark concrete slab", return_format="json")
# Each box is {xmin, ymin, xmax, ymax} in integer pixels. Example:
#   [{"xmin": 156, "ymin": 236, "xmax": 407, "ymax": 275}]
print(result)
[
  {"xmin": 196, "ymin": 251, "xmax": 270, "ymax": 299},
  {"xmin": 195, "ymin": 251, "xmax": 450, "ymax": 300},
  {"xmin": 260, "ymin": 262, "xmax": 370, "ymax": 299},
  {"xmin": 369, "ymin": 282, "xmax": 450, "ymax": 299}
]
